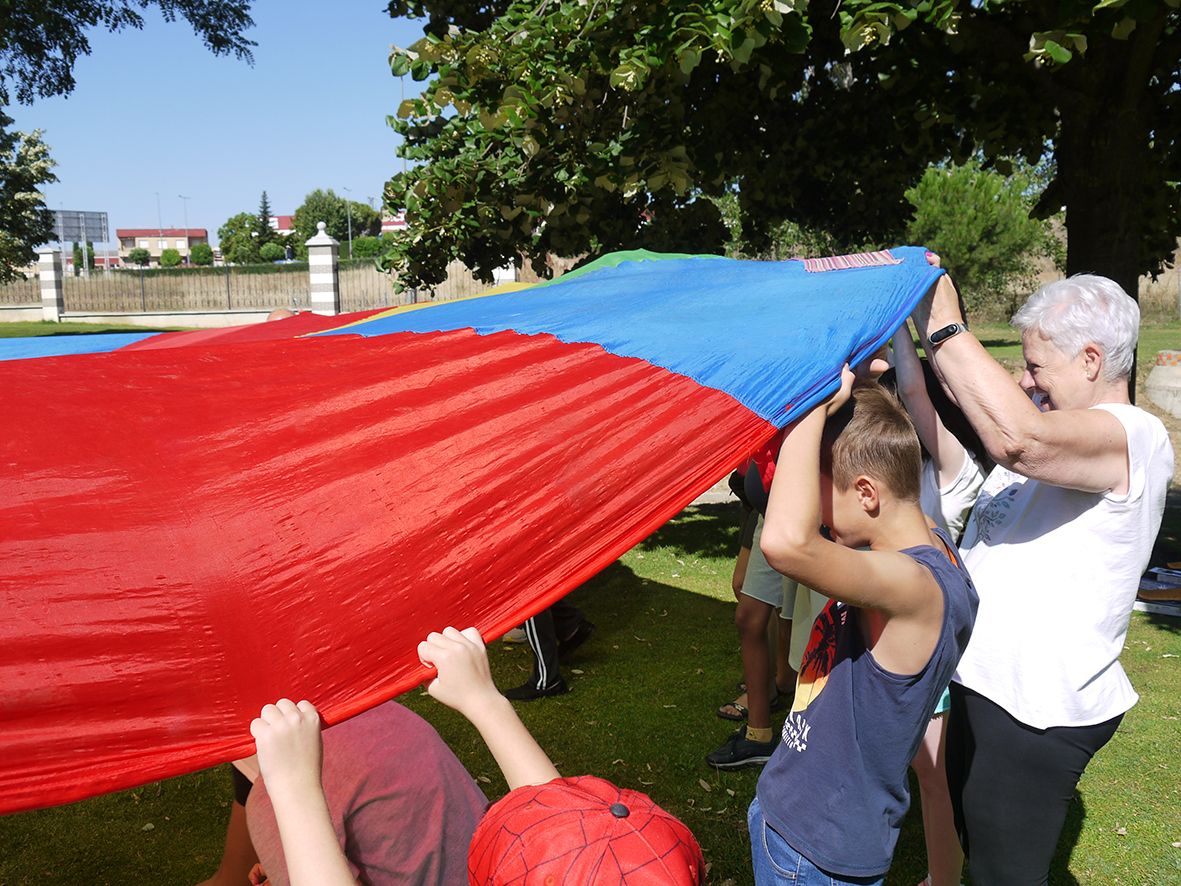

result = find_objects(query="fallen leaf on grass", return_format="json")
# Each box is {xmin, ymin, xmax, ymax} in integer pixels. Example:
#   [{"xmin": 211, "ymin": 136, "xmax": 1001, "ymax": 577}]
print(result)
[
  {"xmin": 141, "ymin": 823, "xmax": 154, "ymax": 832},
  {"xmin": 726, "ymin": 788, "xmax": 736, "ymax": 797},
  {"xmin": 477, "ymin": 775, "xmax": 492, "ymax": 784},
  {"xmin": 571, "ymin": 668, "xmax": 584, "ymax": 675},
  {"xmin": 662, "ymin": 704, "xmax": 677, "ymax": 708},
  {"xmin": 1115, "ymin": 827, "xmax": 1127, "ymax": 836},
  {"xmin": 640, "ymin": 779, "xmax": 655, "ymax": 786},
  {"xmin": 1171, "ymin": 841, "xmax": 1181, "ymax": 848},
  {"xmin": 612, "ymin": 759, "xmax": 624, "ymax": 765},
  {"xmin": 698, "ymin": 779, "xmax": 712, "ymax": 792}
]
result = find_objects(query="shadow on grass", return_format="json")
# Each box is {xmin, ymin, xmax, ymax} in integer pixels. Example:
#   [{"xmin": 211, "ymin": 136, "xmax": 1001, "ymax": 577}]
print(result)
[
  {"xmin": 1047, "ymin": 792, "xmax": 1086, "ymax": 886},
  {"xmin": 636, "ymin": 500, "xmax": 743, "ymax": 560}
]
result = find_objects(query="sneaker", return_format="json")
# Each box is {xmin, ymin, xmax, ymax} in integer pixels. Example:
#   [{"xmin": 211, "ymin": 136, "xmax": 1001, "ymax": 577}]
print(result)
[
  {"xmin": 706, "ymin": 728, "xmax": 779, "ymax": 770},
  {"xmin": 502, "ymin": 627, "xmax": 527, "ymax": 644},
  {"xmin": 504, "ymin": 677, "xmax": 570, "ymax": 701},
  {"xmin": 557, "ymin": 621, "xmax": 595, "ymax": 658}
]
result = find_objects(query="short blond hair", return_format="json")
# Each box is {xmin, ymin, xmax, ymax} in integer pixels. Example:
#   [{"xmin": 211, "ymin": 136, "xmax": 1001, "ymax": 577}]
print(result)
[{"xmin": 820, "ymin": 384, "xmax": 921, "ymax": 501}]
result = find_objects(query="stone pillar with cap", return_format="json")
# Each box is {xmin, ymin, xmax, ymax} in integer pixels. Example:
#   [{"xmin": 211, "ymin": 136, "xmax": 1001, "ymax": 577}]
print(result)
[
  {"xmin": 37, "ymin": 247, "xmax": 65, "ymax": 321},
  {"xmin": 305, "ymin": 221, "xmax": 340, "ymax": 315}
]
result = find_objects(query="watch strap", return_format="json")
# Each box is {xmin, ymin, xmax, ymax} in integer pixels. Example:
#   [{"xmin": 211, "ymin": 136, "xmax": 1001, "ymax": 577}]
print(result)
[{"xmin": 928, "ymin": 323, "xmax": 965, "ymax": 347}]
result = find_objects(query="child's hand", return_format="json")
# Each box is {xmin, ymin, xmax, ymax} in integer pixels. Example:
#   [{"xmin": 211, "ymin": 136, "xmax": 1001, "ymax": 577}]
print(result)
[
  {"xmin": 418, "ymin": 626, "xmax": 500, "ymax": 718},
  {"xmin": 825, "ymin": 364, "xmax": 856, "ymax": 417},
  {"xmin": 250, "ymin": 698, "xmax": 323, "ymax": 799}
]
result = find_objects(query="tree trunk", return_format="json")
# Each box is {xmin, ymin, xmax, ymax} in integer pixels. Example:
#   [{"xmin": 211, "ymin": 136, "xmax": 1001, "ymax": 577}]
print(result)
[{"xmin": 1056, "ymin": 29, "xmax": 1160, "ymax": 403}]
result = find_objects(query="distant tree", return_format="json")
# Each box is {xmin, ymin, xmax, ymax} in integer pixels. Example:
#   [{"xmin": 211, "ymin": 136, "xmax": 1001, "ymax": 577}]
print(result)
[
  {"xmin": 218, "ymin": 211, "xmax": 261, "ymax": 265},
  {"xmin": 259, "ymin": 241, "xmax": 284, "ymax": 262},
  {"xmin": 257, "ymin": 190, "xmax": 274, "ymax": 246},
  {"xmin": 190, "ymin": 242, "xmax": 214, "ymax": 266},
  {"xmin": 292, "ymin": 190, "xmax": 382, "ymax": 245},
  {"xmin": 127, "ymin": 247, "xmax": 150, "ymax": 267},
  {"xmin": 71, "ymin": 240, "xmax": 97, "ymax": 274},
  {"xmin": 159, "ymin": 247, "xmax": 182, "ymax": 268},
  {"xmin": 906, "ymin": 160, "xmax": 1057, "ymax": 317},
  {"xmin": 349, "ymin": 235, "xmax": 383, "ymax": 259},
  {"xmin": 293, "ymin": 189, "xmax": 349, "ymax": 244},
  {"xmin": 0, "ymin": 110, "xmax": 55, "ymax": 282}
]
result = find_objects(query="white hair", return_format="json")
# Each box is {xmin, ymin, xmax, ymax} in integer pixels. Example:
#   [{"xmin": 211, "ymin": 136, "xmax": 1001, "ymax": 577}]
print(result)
[{"xmin": 1012, "ymin": 274, "xmax": 1139, "ymax": 382}]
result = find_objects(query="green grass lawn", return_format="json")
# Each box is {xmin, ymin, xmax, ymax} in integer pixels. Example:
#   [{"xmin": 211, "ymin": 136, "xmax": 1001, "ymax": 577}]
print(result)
[
  {"xmin": 1, "ymin": 322, "xmax": 1179, "ymax": 884},
  {"xmin": 0, "ymin": 321, "xmax": 173, "ymax": 337}
]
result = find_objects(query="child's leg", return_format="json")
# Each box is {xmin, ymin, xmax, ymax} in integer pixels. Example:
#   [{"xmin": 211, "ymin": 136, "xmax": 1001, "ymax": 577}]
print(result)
[
  {"xmin": 736, "ymin": 593, "xmax": 776, "ymax": 728},
  {"xmin": 197, "ymin": 798, "xmax": 259, "ymax": 886},
  {"xmin": 774, "ymin": 579, "xmax": 799, "ymax": 696},
  {"xmin": 910, "ymin": 711, "xmax": 963, "ymax": 886}
]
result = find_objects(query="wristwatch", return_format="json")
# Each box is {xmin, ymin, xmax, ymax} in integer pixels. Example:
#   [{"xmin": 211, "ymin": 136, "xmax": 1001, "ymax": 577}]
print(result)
[{"xmin": 928, "ymin": 322, "xmax": 966, "ymax": 347}]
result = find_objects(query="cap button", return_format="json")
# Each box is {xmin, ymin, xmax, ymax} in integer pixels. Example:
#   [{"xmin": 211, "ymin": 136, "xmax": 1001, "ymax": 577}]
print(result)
[{"xmin": 609, "ymin": 802, "xmax": 630, "ymax": 818}]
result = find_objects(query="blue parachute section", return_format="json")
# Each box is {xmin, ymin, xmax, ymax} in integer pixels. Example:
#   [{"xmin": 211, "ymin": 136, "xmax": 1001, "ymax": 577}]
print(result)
[{"xmin": 316, "ymin": 247, "xmax": 942, "ymax": 424}]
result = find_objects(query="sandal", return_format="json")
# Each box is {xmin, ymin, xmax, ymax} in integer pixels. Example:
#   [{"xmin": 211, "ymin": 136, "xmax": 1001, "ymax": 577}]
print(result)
[
  {"xmin": 717, "ymin": 699, "xmax": 749, "ymax": 721},
  {"xmin": 718, "ymin": 686, "xmax": 794, "ymax": 721}
]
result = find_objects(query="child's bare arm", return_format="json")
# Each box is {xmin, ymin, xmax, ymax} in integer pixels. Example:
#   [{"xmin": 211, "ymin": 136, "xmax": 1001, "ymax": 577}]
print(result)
[
  {"xmin": 251, "ymin": 700, "xmax": 358, "ymax": 886},
  {"xmin": 759, "ymin": 371, "xmax": 937, "ymax": 618},
  {"xmin": 892, "ymin": 323, "xmax": 968, "ymax": 487},
  {"xmin": 418, "ymin": 627, "xmax": 560, "ymax": 790}
]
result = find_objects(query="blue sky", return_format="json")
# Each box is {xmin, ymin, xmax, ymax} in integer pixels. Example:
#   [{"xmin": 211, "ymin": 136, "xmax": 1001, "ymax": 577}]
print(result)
[{"xmin": 8, "ymin": 3, "xmax": 428, "ymax": 247}]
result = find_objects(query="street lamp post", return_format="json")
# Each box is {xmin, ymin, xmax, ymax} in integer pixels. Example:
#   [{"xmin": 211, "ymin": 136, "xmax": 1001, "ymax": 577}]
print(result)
[
  {"xmin": 342, "ymin": 186, "xmax": 354, "ymax": 259},
  {"xmin": 155, "ymin": 191, "xmax": 164, "ymax": 265},
  {"xmin": 178, "ymin": 194, "xmax": 191, "ymax": 264}
]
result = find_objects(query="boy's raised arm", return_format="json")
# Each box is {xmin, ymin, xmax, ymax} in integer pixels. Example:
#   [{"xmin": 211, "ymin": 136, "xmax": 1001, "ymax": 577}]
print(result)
[
  {"xmin": 891, "ymin": 324, "xmax": 968, "ymax": 487},
  {"xmin": 251, "ymin": 699, "xmax": 358, "ymax": 886},
  {"xmin": 419, "ymin": 626, "xmax": 560, "ymax": 791},
  {"xmin": 759, "ymin": 369, "xmax": 934, "ymax": 618}
]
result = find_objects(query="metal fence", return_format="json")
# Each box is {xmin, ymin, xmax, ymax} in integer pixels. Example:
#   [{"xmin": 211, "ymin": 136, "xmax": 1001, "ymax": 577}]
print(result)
[
  {"xmin": 1, "ymin": 258, "xmax": 504, "ymax": 316},
  {"xmin": 0, "ymin": 275, "xmax": 39, "ymax": 306},
  {"xmin": 58, "ymin": 265, "xmax": 312, "ymax": 313}
]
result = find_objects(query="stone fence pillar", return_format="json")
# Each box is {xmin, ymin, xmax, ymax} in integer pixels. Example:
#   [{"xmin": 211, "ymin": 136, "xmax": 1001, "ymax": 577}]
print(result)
[
  {"xmin": 306, "ymin": 222, "xmax": 340, "ymax": 315},
  {"xmin": 38, "ymin": 248, "xmax": 65, "ymax": 321}
]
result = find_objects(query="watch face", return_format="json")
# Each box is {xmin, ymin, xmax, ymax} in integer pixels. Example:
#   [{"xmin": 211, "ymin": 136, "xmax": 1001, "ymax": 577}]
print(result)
[{"xmin": 931, "ymin": 324, "xmax": 960, "ymax": 344}]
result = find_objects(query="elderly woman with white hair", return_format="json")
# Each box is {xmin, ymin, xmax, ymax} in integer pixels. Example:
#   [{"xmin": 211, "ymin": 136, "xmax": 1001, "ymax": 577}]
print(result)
[{"xmin": 913, "ymin": 269, "xmax": 1173, "ymax": 886}]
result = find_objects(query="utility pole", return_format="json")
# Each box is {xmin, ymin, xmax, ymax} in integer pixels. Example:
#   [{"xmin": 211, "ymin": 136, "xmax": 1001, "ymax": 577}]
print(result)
[
  {"xmin": 178, "ymin": 194, "xmax": 191, "ymax": 264},
  {"xmin": 342, "ymin": 186, "xmax": 354, "ymax": 259},
  {"xmin": 155, "ymin": 191, "xmax": 164, "ymax": 266}
]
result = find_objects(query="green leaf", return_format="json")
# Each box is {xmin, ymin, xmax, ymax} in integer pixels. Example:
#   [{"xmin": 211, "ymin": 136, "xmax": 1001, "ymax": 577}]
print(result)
[
  {"xmin": 679, "ymin": 49, "xmax": 701, "ymax": 75},
  {"xmin": 1112, "ymin": 17, "xmax": 1136, "ymax": 39},
  {"xmin": 1043, "ymin": 39, "xmax": 1073, "ymax": 64}
]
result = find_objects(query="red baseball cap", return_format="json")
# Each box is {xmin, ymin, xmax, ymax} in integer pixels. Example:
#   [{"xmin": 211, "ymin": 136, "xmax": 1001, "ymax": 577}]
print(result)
[{"xmin": 468, "ymin": 775, "xmax": 704, "ymax": 884}]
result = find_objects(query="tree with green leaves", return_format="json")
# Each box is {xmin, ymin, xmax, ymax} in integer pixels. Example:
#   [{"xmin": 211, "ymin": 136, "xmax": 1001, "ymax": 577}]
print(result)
[
  {"xmin": 218, "ymin": 211, "xmax": 261, "ymax": 265},
  {"xmin": 383, "ymin": 0, "xmax": 1180, "ymax": 301},
  {"xmin": 127, "ymin": 247, "xmax": 150, "ymax": 267},
  {"xmin": 0, "ymin": 1, "xmax": 255, "ymax": 105},
  {"xmin": 72, "ymin": 240, "xmax": 97, "ymax": 274},
  {"xmin": 906, "ymin": 161, "xmax": 1059, "ymax": 317},
  {"xmin": 259, "ymin": 241, "xmax": 284, "ymax": 262},
  {"xmin": 0, "ymin": 109, "xmax": 55, "ymax": 282},
  {"xmin": 190, "ymin": 242, "xmax": 214, "ymax": 266},
  {"xmin": 257, "ymin": 190, "xmax": 274, "ymax": 246},
  {"xmin": 0, "ymin": 1, "xmax": 255, "ymax": 282},
  {"xmin": 292, "ymin": 189, "xmax": 380, "ymax": 246},
  {"xmin": 159, "ymin": 247, "xmax": 182, "ymax": 268}
]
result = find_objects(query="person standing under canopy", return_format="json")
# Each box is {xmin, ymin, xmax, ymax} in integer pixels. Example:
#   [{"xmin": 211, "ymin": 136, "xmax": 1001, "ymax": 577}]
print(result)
[{"xmin": 913, "ymin": 265, "xmax": 1173, "ymax": 886}]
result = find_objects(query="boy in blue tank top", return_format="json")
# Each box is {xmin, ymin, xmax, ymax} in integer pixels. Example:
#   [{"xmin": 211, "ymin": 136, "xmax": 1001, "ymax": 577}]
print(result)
[{"xmin": 750, "ymin": 370, "xmax": 978, "ymax": 886}]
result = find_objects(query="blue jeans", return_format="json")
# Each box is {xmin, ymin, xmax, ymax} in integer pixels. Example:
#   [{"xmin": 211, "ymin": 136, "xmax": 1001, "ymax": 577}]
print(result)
[{"xmin": 748, "ymin": 796, "xmax": 885, "ymax": 886}]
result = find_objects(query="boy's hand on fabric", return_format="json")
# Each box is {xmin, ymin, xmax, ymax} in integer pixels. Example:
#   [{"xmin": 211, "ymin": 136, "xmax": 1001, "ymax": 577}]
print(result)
[
  {"xmin": 825, "ymin": 364, "xmax": 856, "ymax": 417},
  {"xmin": 251, "ymin": 699, "xmax": 323, "ymax": 800},
  {"xmin": 418, "ymin": 627, "xmax": 501, "ymax": 718}
]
